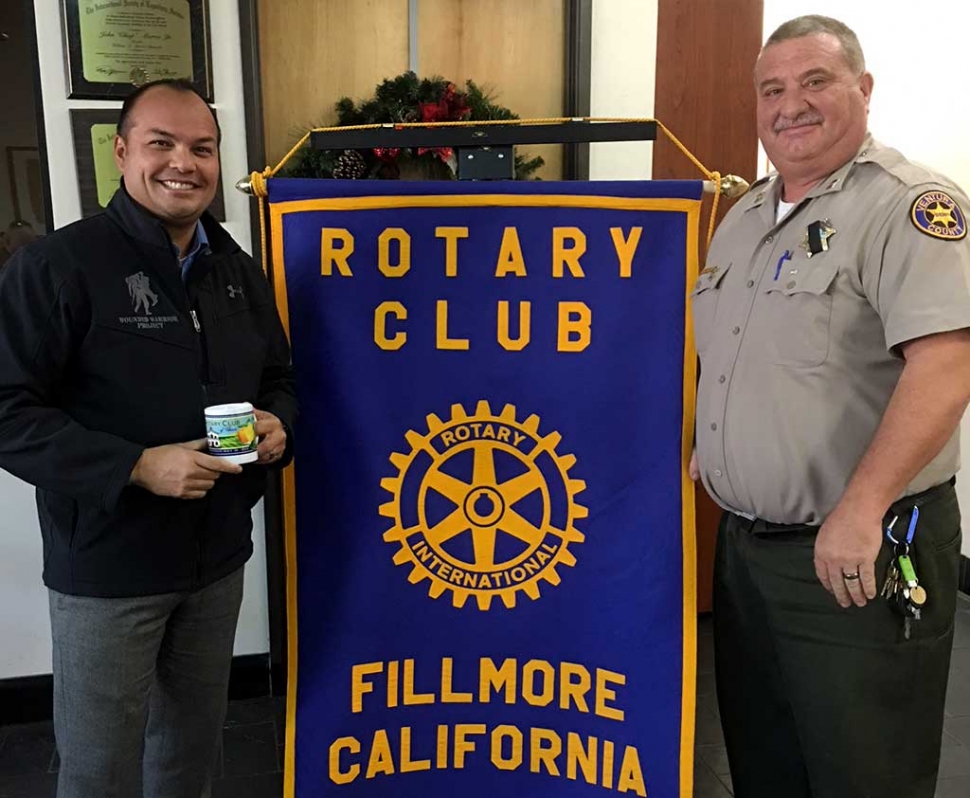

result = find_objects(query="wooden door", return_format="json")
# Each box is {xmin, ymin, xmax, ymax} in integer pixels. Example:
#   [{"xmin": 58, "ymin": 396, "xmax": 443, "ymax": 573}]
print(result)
[
  {"xmin": 257, "ymin": 0, "xmax": 566, "ymax": 177},
  {"xmin": 257, "ymin": 0, "xmax": 411, "ymax": 168},
  {"xmin": 417, "ymin": 0, "xmax": 566, "ymax": 177}
]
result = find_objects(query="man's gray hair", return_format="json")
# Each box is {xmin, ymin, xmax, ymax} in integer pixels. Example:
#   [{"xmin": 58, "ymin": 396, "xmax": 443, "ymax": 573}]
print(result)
[{"xmin": 764, "ymin": 15, "xmax": 866, "ymax": 75}]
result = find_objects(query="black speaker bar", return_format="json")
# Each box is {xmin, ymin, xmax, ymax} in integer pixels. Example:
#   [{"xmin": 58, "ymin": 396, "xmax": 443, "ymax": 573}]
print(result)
[{"xmin": 310, "ymin": 120, "xmax": 658, "ymax": 150}]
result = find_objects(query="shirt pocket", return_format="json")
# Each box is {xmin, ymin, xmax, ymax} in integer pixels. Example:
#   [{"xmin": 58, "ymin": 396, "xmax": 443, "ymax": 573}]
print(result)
[
  {"xmin": 760, "ymin": 259, "xmax": 839, "ymax": 367},
  {"xmin": 690, "ymin": 262, "xmax": 732, "ymax": 356}
]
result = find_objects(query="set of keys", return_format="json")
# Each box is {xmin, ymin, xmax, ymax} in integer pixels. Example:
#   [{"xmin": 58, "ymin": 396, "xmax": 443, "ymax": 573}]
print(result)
[{"xmin": 880, "ymin": 506, "xmax": 928, "ymax": 640}]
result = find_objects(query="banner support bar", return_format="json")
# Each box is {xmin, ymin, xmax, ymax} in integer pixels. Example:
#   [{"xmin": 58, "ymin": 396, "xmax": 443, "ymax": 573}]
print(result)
[{"xmin": 235, "ymin": 174, "xmax": 750, "ymax": 198}]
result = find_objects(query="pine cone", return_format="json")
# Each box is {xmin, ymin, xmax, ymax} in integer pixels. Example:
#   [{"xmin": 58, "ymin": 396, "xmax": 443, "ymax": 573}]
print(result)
[{"xmin": 332, "ymin": 150, "xmax": 367, "ymax": 179}]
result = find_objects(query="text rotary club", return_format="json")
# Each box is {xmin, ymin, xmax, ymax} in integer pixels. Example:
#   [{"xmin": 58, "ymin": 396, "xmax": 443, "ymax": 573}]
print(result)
[{"xmin": 318, "ymin": 224, "xmax": 648, "ymax": 353}]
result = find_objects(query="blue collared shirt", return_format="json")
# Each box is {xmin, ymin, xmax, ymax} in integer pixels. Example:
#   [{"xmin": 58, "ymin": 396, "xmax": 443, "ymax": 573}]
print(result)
[{"xmin": 176, "ymin": 221, "xmax": 210, "ymax": 283}]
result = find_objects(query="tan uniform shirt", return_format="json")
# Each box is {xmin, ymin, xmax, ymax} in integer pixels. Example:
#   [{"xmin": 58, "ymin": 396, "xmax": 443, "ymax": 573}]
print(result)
[{"xmin": 693, "ymin": 136, "xmax": 970, "ymax": 524}]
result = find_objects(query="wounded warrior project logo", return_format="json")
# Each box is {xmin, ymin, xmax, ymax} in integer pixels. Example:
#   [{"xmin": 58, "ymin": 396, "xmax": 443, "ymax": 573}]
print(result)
[
  {"xmin": 120, "ymin": 272, "xmax": 179, "ymax": 330},
  {"xmin": 911, "ymin": 190, "xmax": 967, "ymax": 240},
  {"xmin": 381, "ymin": 401, "xmax": 587, "ymax": 610},
  {"xmin": 126, "ymin": 271, "xmax": 159, "ymax": 315}
]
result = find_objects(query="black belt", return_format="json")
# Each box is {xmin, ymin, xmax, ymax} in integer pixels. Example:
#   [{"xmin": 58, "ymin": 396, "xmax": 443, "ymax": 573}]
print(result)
[{"xmin": 732, "ymin": 476, "xmax": 956, "ymax": 535}]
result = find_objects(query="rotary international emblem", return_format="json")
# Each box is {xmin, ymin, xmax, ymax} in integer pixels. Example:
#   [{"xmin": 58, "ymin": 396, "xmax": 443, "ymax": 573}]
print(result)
[{"xmin": 380, "ymin": 401, "xmax": 587, "ymax": 610}]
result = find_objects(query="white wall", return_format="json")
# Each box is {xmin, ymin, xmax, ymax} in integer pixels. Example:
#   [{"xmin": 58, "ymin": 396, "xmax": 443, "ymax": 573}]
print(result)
[
  {"xmin": 0, "ymin": 0, "xmax": 268, "ymax": 680},
  {"xmin": 762, "ymin": 1, "xmax": 970, "ymax": 557},
  {"xmin": 588, "ymin": 0, "xmax": 658, "ymax": 180},
  {"xmin": 760, "ymin": 2, "xmax": 970, "ymax": 193}
]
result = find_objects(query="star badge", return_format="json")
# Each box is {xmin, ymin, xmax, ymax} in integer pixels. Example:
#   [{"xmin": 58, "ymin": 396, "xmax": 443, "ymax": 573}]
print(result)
[{"xmin": 801, "ymin": 219, "xmax": 837, "ymax": 258}]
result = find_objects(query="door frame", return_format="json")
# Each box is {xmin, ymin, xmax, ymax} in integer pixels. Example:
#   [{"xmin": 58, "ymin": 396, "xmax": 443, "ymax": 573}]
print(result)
[{"xmin": 22, "ymin": 0, "xmax": 54, "ymax": 233}]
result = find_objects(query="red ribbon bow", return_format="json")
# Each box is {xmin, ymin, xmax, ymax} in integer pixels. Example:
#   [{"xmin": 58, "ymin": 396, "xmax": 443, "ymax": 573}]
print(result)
[{"xmin": 416, "ymin": 84, "xmax": 470, "ymax": 161}]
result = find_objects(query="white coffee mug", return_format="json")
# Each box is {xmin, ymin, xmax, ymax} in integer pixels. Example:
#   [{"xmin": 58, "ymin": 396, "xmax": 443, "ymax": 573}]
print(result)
[{"xmin": 205, "ymin": 402, "xmax": 258, "ymax": 464}]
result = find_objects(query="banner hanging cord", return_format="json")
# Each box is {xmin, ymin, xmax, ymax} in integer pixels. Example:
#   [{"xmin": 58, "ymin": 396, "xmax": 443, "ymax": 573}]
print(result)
[{"xmin": 248, "ymin": 117, "xmax": 740, "ymax": 271}]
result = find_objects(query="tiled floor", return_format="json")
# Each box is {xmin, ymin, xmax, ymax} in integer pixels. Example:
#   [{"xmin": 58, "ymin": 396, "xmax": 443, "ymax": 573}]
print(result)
[
  {"xmin": 0, "ymin": 695, "xmax": 286, "ymax": 798},
  {"xmin": 2, "ymin": 594, "xmax": 969, "ymax": 797}
]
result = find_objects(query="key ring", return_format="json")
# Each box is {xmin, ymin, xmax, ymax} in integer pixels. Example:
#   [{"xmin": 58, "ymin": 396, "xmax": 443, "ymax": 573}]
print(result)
[{"xmin": 886, "ymin": 505, "xmax": 919, "ymax": 549}]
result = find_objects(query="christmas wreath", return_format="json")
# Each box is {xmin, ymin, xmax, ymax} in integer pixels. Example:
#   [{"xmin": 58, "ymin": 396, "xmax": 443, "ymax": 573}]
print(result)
[{"xmin": 281, "ymin": 71, "xmax": 544, "ymax": 181}]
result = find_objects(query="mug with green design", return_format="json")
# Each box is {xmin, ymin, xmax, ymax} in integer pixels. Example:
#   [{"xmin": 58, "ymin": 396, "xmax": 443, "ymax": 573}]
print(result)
[{"xmin": 205, "ymin": 402, "xmax": 258, "ymax": 464}]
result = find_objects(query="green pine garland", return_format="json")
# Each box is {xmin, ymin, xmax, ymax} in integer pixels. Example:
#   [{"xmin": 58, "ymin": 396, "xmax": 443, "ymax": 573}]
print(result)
[{"xmin": 281, "ymin": 72, "xmax": 544, "ymax": 181}]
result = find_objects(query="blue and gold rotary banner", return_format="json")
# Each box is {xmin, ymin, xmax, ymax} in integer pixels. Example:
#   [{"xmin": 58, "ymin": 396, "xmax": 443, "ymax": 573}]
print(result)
[{"xmin": 268, "ymin": 179, "xmax": 701, "ymax": 797}]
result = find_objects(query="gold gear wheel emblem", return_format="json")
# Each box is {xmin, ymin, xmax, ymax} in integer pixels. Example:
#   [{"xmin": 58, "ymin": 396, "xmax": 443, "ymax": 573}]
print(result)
[{"xmin": 380, "ymin": 401, "xmax": 587, "ymax": 610}]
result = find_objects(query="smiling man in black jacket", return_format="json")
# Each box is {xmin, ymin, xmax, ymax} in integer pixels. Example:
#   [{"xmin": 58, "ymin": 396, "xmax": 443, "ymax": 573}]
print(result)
[{"xmin": 0, "ymin": 80, "xmax": 297, "ymax": 798}]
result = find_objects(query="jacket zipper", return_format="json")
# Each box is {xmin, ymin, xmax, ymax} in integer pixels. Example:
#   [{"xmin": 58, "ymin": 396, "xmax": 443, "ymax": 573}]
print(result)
[{"xmin": 188, "ymin": 307, "xmax": 208, "ymax": 588}]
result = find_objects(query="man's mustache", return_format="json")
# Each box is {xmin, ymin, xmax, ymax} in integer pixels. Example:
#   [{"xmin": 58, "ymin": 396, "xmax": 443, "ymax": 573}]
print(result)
[{"xmin": 774, "ymin": 112, "xmax": 823, "ymax": 132}]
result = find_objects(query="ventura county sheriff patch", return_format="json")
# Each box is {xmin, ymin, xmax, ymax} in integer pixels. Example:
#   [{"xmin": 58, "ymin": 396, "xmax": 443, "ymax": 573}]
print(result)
[
  {"xmin": 381, "ymin": 400, "xmax": 587, "ymax": 610},
  {"xmin": 910, "ymin": 190, "xmax": 967, "ymax": 241}
]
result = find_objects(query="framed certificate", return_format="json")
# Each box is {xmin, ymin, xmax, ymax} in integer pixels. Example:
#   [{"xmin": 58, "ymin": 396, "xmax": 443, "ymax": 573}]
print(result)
[
  {"xmin": 70, "ymin": 108, "xmax": 225, "ymax": 221},
  {"xmin": 63, "ymin": 0, "xmax": 213, "ymax": 100}
]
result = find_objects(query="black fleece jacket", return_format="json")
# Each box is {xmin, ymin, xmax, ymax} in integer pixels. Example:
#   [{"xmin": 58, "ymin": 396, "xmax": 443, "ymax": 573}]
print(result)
[{"xmin": 0, "ymin": 187, "xmax": 297, "ymax": 596}]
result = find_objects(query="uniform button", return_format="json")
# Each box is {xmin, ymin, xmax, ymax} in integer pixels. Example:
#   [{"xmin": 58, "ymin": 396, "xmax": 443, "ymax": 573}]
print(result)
[
  {"xmin": 746, "ymin": 280, "xmax": 754, "ymax": 288},
  {"xmin": 710, "ymin": 423, "xmax": 717, "ymax": 431},
  {"xmin": 786, "ymin": 280, "xmax": 796, "ymax": 289},
  {"xmin": 713, "ymin": 469, "xmax": 723, "ymax": 477},
  {"xmin": 732, "ymin": 326, "xmax": 740, "ymax": 335},
  {"xmin": 765, "ymin": 235, "xmax": 774, "ymax": 244},
  {"xmin": 718, "ymin": 375, "xmax": 726, "ymax": 384},
  {"xmin": 861, "ymin": 149, "xmax": 868, "ymax": 156}
]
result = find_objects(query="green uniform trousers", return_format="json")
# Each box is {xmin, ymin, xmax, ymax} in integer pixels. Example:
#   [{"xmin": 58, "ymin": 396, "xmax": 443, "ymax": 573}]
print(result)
[{"xmin": 713, "ymin": 481, "xmax": 962, "ymax": 798}]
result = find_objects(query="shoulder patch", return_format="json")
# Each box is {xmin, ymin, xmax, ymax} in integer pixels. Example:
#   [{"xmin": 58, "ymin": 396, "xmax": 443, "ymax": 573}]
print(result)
[{"xmin": 910, "ymin": 190, "xmax": 967, "ymax": 240}]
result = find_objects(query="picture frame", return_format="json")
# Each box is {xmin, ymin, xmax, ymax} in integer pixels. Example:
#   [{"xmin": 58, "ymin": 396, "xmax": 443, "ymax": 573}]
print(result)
[
  {"xmin": 6, "ymin": 147, "xmax": 48, "ymax": 231},
  {"xmin": 62, "ymin": 0, "xmax": 213, "ymax": 101},
  {"xmin": 69, "ymin": 108, "xmax": 225, "ymax": 221}
]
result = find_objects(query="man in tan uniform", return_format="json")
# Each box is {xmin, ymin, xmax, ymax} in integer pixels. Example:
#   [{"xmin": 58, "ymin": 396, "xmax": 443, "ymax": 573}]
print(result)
[{"xmin": 692, "ymin": 15, "xmax": 970, "ymax": 797}]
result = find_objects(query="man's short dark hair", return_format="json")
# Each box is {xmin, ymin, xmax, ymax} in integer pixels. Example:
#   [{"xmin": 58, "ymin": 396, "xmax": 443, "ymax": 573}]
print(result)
[{"xmin": 117, "ymin": 79, "xmax": 222, "ymax": 144}]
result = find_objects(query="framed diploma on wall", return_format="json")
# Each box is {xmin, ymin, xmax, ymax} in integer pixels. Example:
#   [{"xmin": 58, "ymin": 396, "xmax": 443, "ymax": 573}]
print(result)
[
  {"xmin": 62, "ymin": 0, "xmax": 213, "ymax": 100},
  {"xmin": 69, "ymin": 108, "xmax": 225, "ymax": 221}
]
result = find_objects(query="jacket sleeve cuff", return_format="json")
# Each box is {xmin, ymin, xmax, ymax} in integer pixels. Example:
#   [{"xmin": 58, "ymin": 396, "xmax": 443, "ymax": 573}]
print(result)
[
  {"xmin": 101, "ymin": 443, "xmax": 147, "ymax": 513},
  {"xmin": 271, "ymin": 418, "xmax": 295, "ymax": 470}
]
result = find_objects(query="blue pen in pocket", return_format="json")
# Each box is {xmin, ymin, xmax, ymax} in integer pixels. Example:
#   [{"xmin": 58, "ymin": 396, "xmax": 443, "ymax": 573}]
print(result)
[{"xmin": 774, "ymin": 249, "xmax": 792, "ymax": 280}]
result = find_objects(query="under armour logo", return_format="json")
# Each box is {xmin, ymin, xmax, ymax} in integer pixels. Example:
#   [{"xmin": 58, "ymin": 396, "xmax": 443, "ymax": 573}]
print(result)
[{"xmin": 227, "ymin": 285, "xmax": 245, "ymax": 299}]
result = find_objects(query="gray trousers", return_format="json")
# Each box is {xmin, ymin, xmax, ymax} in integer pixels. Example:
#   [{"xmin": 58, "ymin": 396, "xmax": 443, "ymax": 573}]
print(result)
[{"xmin": 49, "ymin": 567, "xmax": 245, "ymax": 798}]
